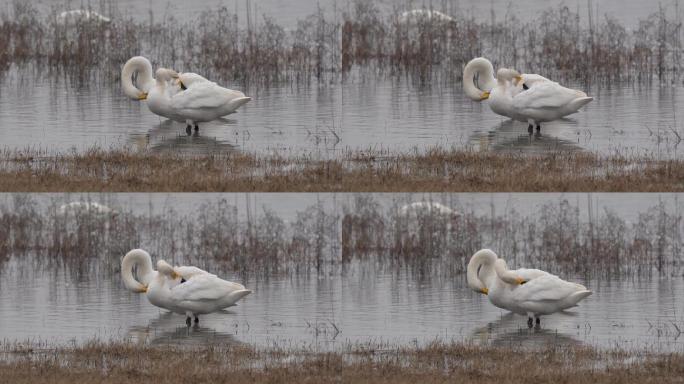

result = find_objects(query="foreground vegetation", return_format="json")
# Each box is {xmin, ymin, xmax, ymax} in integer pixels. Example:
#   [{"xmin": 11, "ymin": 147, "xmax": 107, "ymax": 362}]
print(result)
[
  {"xmin": 1, "ymin": 147, "xmax": 684, "ymax": 192},
  {"xmin": 1, "ymin": 340, "xmax": 682, "ymax": 383}
]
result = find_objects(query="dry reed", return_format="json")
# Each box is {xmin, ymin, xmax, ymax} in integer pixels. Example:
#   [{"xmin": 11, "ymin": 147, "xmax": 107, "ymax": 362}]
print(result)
[
  {"xmin": 0, "ymin": 193, "xmax": 682, "ymax": 279},
  {"xmin": 0, "ymin": 0, "xmax": 682, "ymax": 86}
]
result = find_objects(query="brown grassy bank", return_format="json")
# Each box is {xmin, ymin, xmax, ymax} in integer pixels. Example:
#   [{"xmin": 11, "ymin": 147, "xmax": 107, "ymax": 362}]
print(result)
[
  {"xmin": 1, "ymin": 340, "xmax": 682, "ymax": 384},
  {"xmin": 1, "ymin": 147, "xmax": 684, "ymax": 192}
]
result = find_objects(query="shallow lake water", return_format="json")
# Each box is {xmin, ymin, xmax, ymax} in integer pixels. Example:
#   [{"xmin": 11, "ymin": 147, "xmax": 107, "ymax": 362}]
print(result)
[
  {"xmin": 1, "ymin": 257, "xmax": 683, "ymax": 352},
  {"xmin": 1, "ymin": 68, "xmax": 683, "ymax": 158},
  {"xmin": 1, "ymin": 0, "xmax": 683, "ymax": 158},
  {"xmin": 0, "ymin": 192, "xmax": 683, "ymax": 352}
]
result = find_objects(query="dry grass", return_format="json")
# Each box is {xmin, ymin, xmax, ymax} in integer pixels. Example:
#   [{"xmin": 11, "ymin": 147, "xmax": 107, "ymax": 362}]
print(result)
[
  {"xmin": 1, "ymin": 147, "xmax": 684, "ymax": 192},
  {"xmin": 0, "ymin": 340, "xmax": 683, "ymax": 383}
]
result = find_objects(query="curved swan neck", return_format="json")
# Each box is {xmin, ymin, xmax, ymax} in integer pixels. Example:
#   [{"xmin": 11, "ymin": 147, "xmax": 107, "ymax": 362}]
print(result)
[
  {"xmin": 122, "ymin": 56, "xmax": 155, "ymax": 100},
  {"xmin": 463, "ymin": 57, "xmax": 497, "ymax": 101},
  {"xmin": 121, "ymin": 249, "xmax": 155, "ymax": 293},
  {"xmin": 467, "ymin": 248, "xmax": 498, "ymax": 293}
]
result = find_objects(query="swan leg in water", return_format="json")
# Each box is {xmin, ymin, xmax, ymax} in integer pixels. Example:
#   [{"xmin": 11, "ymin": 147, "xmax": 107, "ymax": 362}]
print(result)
[
  {"xmin": 185, "ymin": 315, "xmax": 200, "ymax": 327},
  {"xmin": 184, "ymin": 120, "xmax": 201, "ymax": 136},
  {"xmin": 527, "ymin": 315, "xmax": 541, "ymax": 328}
]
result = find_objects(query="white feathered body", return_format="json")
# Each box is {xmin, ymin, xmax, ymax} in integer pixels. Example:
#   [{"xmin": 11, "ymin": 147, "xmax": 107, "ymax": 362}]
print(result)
[
  {"xmin": 399, "ymin": 201, "xmax": 456, "ymax": 216},
  {"xmin": 493, "ymin": 74, "xmax": 592, "ymax": 123},
  {"xmin": 147, "ymin": 76, "xmax": 251, "ymax": 124},
  {"xmin": 57, "ymin": 10, "xmax": 111, "ymax": 25},
  {"xmin": 398, "ymin": 9, "xmax": 455, "ymax": 24},
  {"xmin": 147, "ymin": 266, "xmax": 251, "ymax": 316},
  {"xmin": 488, "ymin": 271, "xmax": 592, "ymax": 316}
]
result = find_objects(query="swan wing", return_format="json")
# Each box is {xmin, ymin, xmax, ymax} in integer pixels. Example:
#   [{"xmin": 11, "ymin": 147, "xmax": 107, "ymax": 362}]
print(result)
[
  {"xmin": 512, "ymin": 268, "xmax": 553, "ymax": 281},
  {"xmin": 512, "ymin": 81, "xmax": 587, "ymax": 111},
  {"xmin": 521, "ymin": 74, "xmax": 551, "ymax": 85},
  {"xmin": 175, "ymin": 266, "xmax": 214, "ymax": 279},
  {"xmin": 171, "ymin": 82, "xmax": 245, "ymax": 110},
  {"xmin": 513, "ymin": 275, "xmax": 585, "ymax": 302},
  {"xmin": 170, "ymin": 274, "xmax": 243, "ymax": 302},
  {"xmin": 179, "ymin": 72, "xmax": 210, "ymax": 87}
]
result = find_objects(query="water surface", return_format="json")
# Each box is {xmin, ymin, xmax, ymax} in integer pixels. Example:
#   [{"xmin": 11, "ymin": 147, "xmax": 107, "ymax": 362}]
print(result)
[
  {"xmin": 0, "ymin": 192, "xmax": 683, "ymax": 351},
  {"xmin": 1, "ymin": 258, "xmax": 683, "ymax": 352},
  {"xmin": 1, "ymin": 68, "xmax": 683, "ymax": 158}
]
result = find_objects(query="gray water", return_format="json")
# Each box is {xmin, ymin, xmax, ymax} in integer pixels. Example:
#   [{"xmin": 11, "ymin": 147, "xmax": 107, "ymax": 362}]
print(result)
[
  {"xmin": 2, "ymin": 0, "xmax": 683, "ymax": 157},
  {"xmin": 0, "ymin": 192, "xmax": 683, "ymax": 351},
  {"xmin": 1, "ymin": 68, "xmax": 683, "ymax": 157},
  {"xmin": 1, "ymin": 257, "xmax": 683, "ymax": 352}
]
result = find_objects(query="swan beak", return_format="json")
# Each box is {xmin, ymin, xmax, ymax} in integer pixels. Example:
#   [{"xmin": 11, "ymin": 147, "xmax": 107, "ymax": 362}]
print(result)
[
  {"xmin": 514, "ymin": 75, "xmax": 523, "ymax": 85},
  {"xmin": 138, "ymin": 92, "xmax": 148, "ymax": 100},
  {"xmin": 137, "ymin": 286, "xmax": 148, "ymax": 293},
  {"xmin": 480, "ymin": 91, "xmax": 490, "ymax": 100},
  {"xmin": 515, "ymin": 277, "xmax": 527, "ymax": 285},
  {"xmin": 480, "ymin": 287, "xmax": 489, "ymax": 295},
  {"xmin": 171, "ymin": 271, "xmax": 180, "ymax": 280}
]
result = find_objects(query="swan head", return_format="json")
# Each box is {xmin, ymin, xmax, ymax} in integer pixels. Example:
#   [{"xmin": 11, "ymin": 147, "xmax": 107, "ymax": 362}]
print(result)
[
  {"xmin": 156, "ymin": 260, "xmax": 180, "ymax": 280},
  {"xmin": 121, "ymin": 249, "xmax": 155, "ymax": 293},
  {"xmin": 121, "ymin": 56, "xmax": 155, "ymax": 101},
  {"xmin": 155, "ymin": 68, "xmax": 179, "ymax": 83},
  {"xmin": 467, "ymin": 249, "xmax": 498, "ymax": 295},
  {"xmin": 494, "ymin": 258, "xmax": 527, "ymax": 285},
  {"xmin": 496, "ymin": 68, "xmax": 522, "ymax": 86},
  {"xmin": 463, "ymin": 57, "xmax": 497, "ymax": 101}
]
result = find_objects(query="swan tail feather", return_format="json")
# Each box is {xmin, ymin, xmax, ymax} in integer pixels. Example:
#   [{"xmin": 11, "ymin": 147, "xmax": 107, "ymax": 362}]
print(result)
[
  {"xmin": 227, "ymin": 289, "xmax": 252, "ymax": 304},
  {"xmin": 569, "ymin": 97, "xmax": 593, "ymax": 111},
  {"xmin": 569, "ymin": 290, "xmax": 592, "ymax": 305},
  {"xmin": 228, "ymin": 97, "xmax": 251, "ymax": 112}
]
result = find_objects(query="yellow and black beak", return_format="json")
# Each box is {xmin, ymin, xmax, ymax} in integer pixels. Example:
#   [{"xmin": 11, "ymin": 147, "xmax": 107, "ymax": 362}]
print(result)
[
  {"xmin": 138, "ymin": 92, "xmax": 148, "ymax": 100},
  {"xmin": 480, "ymin": 91, "xmax": 490, "ymax": 100},
  {"xmin": 137, "ymin": 285, "xmax": 148, "ymax": 293},
  {"xmin": 515, "ymin": 277, "xmax": 527, "ymax": 285},
  {"xmin": 480, "ymin": 287, "xmax": 489, "ymax": 295}
]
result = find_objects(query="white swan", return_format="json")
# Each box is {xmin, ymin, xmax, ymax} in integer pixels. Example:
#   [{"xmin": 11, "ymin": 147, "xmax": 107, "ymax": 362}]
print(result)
[
  {"xmin": 463, "ymin": 57, "xmax": 593, "ymax": 133},
  {"xmin": 121, "ymin": 249, "xmax": 251, "ymax": 326},
  {"xmin": 57, "ymin": 10, "xmax": 111, "ymax": 25},
  {"xmin": 149, "ymin": 68, "xmax": 251, "ymax": 134},
  {"xmin": 467, "ymin": 249, "xmax": 592, "ymax": 328},
  {"xmin": 149, "ymin": 260, "xmax": 252, "ymax": 326},
  {"xmin": 399, "ymin": 201, "xmax": 459, "ymax": 217},
  {"xmin": 58, "ymin": 201, "xmax": 118, "ymax": 216},
  {"xmin": 398, "ymin": 9, "xmax": 455, "ymax": 24},
  {"xmin": 123, "ymin": 56, "xmax": 247, "ymax": 133}
]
